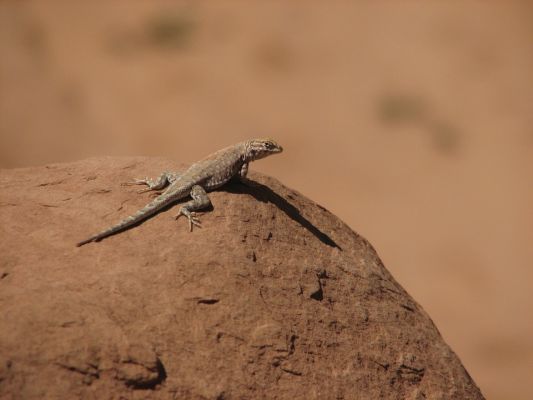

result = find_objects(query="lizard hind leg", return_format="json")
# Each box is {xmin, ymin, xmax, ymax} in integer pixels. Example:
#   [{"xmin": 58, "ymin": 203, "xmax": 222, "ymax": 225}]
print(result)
[
  {"xmin": 175, "ymin": 185, "xmax": 211, "ymax": 231},
  {"xmin": 122, "ymin": 171, "xmax": 179, "ymax": 193}
]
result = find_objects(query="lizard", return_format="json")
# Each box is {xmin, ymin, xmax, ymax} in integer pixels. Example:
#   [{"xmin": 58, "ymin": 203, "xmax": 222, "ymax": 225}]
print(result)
[{"xmin": 76, "ymin": 138, "xmax": 283, "ymax": 246}]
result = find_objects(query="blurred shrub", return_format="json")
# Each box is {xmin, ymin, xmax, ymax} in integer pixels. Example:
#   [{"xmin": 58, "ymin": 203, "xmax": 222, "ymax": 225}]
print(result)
[
  {"xmin": 378, "ymin": 93, "xmax": 460, "ymax": 154},
  {"xmin": 378, "ymin": 94, "xmax": 427, "ymax": 124},
  {"xmin": 145, "ymin": 12, "xmax": 195, "ymax": 49}
]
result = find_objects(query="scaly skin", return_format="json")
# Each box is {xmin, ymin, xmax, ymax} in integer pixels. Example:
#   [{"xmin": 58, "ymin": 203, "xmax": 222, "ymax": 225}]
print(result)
[{"xmin": 76, "ymin": 138, "xmax": 283, "ymax": 246}]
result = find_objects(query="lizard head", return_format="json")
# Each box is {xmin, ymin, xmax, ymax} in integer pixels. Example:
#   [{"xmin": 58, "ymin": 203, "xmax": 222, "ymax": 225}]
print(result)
[{"xmin": 244, "ymin": 138, "xmax": 283, "ymax": 161}]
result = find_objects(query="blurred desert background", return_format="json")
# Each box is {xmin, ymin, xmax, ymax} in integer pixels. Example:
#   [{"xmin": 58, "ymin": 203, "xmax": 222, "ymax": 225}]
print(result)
[{"xmin": 1, "ymin": 1, "xmax": 532, "ymax": 398}]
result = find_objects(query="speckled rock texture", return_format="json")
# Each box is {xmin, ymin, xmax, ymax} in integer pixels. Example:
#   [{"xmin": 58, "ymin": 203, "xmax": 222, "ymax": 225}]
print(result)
[{"xmin": 0, "ymin": 157, "xmax": 484, "ymax": 399}]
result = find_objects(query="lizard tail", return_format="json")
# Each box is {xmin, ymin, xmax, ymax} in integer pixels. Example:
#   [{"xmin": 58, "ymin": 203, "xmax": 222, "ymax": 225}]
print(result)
[{"xmin": 76, "ymin": 195, "xmax": 175, "ymax": 247}]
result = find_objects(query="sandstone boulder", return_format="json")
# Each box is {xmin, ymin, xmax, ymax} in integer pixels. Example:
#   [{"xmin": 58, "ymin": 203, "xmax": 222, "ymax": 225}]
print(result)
[{"xmin": 0, "ymin": 157, "xmax": 484, "ymax": 399}]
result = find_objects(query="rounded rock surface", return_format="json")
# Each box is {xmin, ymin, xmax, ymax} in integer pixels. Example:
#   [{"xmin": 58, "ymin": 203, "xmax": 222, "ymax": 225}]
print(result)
[{"xmin": 0, "ymin": 157, "xmax": 484, "ymax": 399}]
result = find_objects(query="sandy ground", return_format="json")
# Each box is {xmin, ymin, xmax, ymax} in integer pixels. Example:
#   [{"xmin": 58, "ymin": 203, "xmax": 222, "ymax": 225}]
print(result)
[{"xmin": 0, "ymin": 1, "xmax": 531, "ymax": 399}]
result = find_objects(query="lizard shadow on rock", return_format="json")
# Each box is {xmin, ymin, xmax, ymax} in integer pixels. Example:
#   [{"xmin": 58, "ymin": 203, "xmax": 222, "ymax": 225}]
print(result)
[
  {"xmin": 83, "ymin": 182, "xmax": 339, "ymax": 249},
  {"xmin": 223, "ymin": 180, "xmax": 342, "ymax": 250}
]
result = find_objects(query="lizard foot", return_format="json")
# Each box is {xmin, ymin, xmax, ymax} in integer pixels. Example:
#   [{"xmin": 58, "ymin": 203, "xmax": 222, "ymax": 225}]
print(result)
[
  {"xmin": 122, "ymin": 172, "xmax": 175, "ymax": 193},
  {"xmin": 122, "ymin": 178, "xmax": 165, "ymax": 194},
  {"xmin": 175, "ymin": 208, "xmax": 202, "ymax": 232},
  {"xmin": 122, "ymin": 179, "xmax": 151, "ymax": 193},
  {"xmin": 122, "ymin": 178, "xmax": 147, "ymax": 186}
]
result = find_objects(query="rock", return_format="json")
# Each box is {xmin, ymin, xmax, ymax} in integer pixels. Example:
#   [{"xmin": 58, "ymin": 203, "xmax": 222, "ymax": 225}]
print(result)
[{"xmin": 0, "ymin": 157, "xmax": 484, "ymax": 399}]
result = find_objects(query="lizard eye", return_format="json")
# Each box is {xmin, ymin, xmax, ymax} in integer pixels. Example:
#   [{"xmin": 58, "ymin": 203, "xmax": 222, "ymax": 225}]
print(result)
[{"xmin": 264, "ymin": 142, "xmax": 274, "ymax": 150}]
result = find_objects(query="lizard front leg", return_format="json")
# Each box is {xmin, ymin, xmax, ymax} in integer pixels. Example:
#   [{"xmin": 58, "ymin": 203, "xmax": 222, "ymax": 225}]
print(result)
[
  {"xmin": 239, "ymin": 162, "xmax": 249, "ymax": 179},
  {"xmin": 231, "ymin": 162, "xmax": 249, "ymax": 183},
  {"xmin": 123, "ymin": 171, "xmax": 180, "ymax": 193},
  {"xmin": 175, "ymin": 185, "xmax": 211, "ymax": 231}
]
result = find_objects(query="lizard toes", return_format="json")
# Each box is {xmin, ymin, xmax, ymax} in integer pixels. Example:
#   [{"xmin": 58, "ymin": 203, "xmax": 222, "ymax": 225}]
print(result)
[
  {"xmin": 122, "ymin": 179, "xmax": 145, "ymax": 187},
  {"xmin": 189, "ymin": 216, "xmax": 202, "ymax": 231},
  {"xmin": 191, "ymin": 218, "xmax": 201, "ymax": 227}
]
